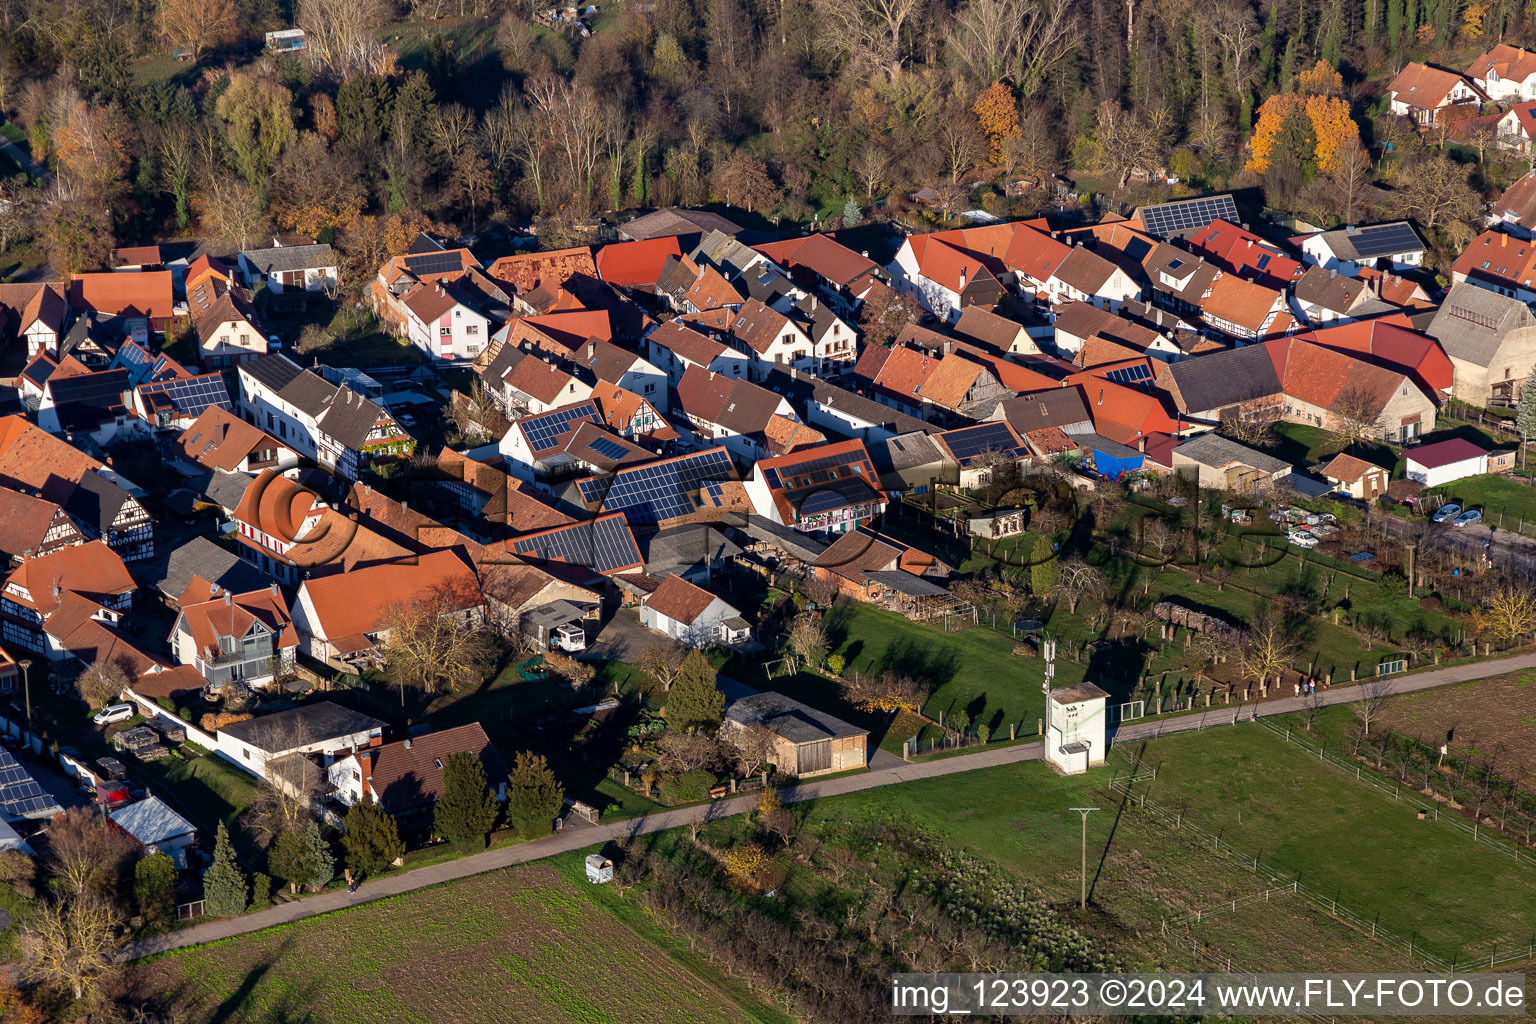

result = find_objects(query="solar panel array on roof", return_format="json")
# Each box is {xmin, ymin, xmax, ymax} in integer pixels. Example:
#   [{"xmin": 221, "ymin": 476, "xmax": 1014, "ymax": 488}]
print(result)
[
  {"xmin": 1105, "ymin": 363, "xmax": 1153, "ymax": 385},
  {"xmin": 1346, "ymin": 223, "xmax": 1423, "ymax": 260},
  {"xmin": 798, "ymin": 476, "xmax": 880, "ymax": 515},
  {"xmin": 402, "ymin": 252, "xmax": 465, "ymax": 277},
  {"xmin": 520, "ymin": 401, "xmax": 603, "ymax": 453},
  {"xmin": 50, "ymin": 371, "xmax": 128, "ymax": 407},
  {"xmin": 511, "ymin": 515, "xmax": 641, "ymax": 573},
  {"xmin": 578, "ymin": 447, "xmax": 735, "ymax": 522},
  {"xmin": 1140, "ymin": 195, "xmax": 1239, "ymax": 237},
  {"xmin": 140, "ymin": 375, "xmax": 233, "ymax": 416},
  {"xmin": 0, "ymin": 748, "xmax": 58, "ymax": 820},
  {"xmin": 939, "ymin": 422, "xmax": 1021, "ymax": 462},
  {"xmin": 775, "ymin": 447, "xmax": 869, "ymax": 488},
  {"xmin": 585, "ymin": 436, "xmax": 630, "ymax": 461}
]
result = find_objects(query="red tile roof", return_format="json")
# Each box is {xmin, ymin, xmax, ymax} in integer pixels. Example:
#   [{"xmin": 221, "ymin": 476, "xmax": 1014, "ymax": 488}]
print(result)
[
  {"xmin": 644, "ymin": 573, "xmax": 723, "ymax": 625},
  {"xmin": 174, "ymin": 406, "xmax": 287, "ymax": 472},
  {"xmin": 752, "ymin": 233, "xmax": 879, "ymax": 287},
  {"xmin": 178, "ymin": 588, "xmax": 297, "ymax": 658},
  {"xmin": 485, "ymin": 247, "xmax": 597, "ymax": 295},
  {"xmin": 8, "ymin": 540, "xmax": 134, "ymax": 615},
  {"xmin": 1405, "ymin": 437, "xmax": 1488, "ymax": 468},
  {"xmin": 1452, "ymin": 230, "xmax": 1536, "ymax": 289},
  {"xmin": 67, "ymin": 271, "xmax": 175, "ymax": 319},
  {"xmin": 1298, "ymin": 319, "xmax": 1454, "ymax": 395},
  {"xmin": 299, "ymin": 549, "xmax": 482, "ymax": 646},
  {"xmin": 353, "ymin": 722, "xmax": 506, "ymax": 812},
  {"xmin": 595, "ymin": 236, "xmax": 683, "ymax": 289}
]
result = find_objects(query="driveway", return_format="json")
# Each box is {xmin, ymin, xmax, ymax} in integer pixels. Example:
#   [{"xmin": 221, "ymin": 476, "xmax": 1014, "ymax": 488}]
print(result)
[{"xmin": 582, "ymin": 607, "xmax": 681, "ymax": 663}]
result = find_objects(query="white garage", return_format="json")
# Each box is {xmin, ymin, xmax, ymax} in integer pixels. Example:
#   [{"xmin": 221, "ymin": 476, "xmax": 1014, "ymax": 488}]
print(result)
[{"xmin": 1404, "ymin": 438, "xmax": 1489, "ymax": 488}]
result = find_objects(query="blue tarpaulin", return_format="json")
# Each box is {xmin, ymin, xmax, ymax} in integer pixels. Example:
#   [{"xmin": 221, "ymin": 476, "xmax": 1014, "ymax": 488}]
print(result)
[{"xmin": 1092, "ymin": 447, "xmax": 1144, "ymax": 480}]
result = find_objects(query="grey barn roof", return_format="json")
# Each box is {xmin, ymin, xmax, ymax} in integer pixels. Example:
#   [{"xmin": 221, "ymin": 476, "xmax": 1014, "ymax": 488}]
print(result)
[
  {"xmin": 1166, "ymin": 344, "xmax": 1281, "ymax": 413},
  {"xmin": 149, "ymin": 534, "xmax": 272, "ymax": 600},
  {"xmin": 726, "ymin": 690, "xmax": 867, "ymax": 744},
  {"xmin": 1425, "ymin": 282, "xmax": 1536, "ymax": 368},
  {"xmin": 1173, "ymin": 431, "xmax": 1290, "ymax": 475},
  {"xmin": 241, "ymin": 243, "xmax": 336, "ymax": 276},
  {"xmin": 220, "ymin": 702, "xmax": 383, "ymax": 752},
  {"xmin": 865, "ymin": 569, "xmax": 950, "ymax": 597}
]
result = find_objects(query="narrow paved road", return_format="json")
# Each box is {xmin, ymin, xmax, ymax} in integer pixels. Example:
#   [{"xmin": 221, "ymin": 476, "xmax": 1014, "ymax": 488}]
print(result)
[{"xmin": 122, "ymin": 651, "xmax": 1536, "ymax": 961}]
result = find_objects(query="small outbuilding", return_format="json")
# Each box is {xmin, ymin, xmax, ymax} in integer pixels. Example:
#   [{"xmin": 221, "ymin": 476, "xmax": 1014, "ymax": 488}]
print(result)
[
  {"xmin": 1404, "ymin": 438, "xmax": 1489, "ymax": 487},
  {"xmin": 724, "ymin": 691, "xmax": 868, "ymax": 777},
  {"xmin": 110, "ymin": 795, "xmax": 197, "ymax": 868},
  {"xmin": 638, "ymin": 575, "xmax": 750, "ymax": 647},
  {"xmin": 1320, "ymin": 453, "xmax": 1390, "ymax": 500},
  {"xmin": 1171, "ymin": 432, "xmax": 1291, "ymax": 492}
]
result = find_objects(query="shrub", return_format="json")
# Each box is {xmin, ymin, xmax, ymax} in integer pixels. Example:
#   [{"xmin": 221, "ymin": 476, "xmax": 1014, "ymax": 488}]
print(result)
[
  {"xmin": 1379, "ymin": 571, "xmax": 1408, "ymax": 600},
  {"xmin": 134, "ymin": 853, "xmax": 175, "ymax": 923},
  {"xmin": 675, "ymin": 769, "xmax": 714, "ymax": 802},
  {"xmin": 201, "ymin": 711, "xmax": 253, "ymax": 732},
  {"xmin": 826, "ymin": 654, "xmax": 845, "ymax": 676},
  {"xmin": 252, "ymin": 872, "xmax": 272, "ymax": 906},
  {"xmin": 178, "ymin": 707, "xmax": 192, "ymax": 722}
]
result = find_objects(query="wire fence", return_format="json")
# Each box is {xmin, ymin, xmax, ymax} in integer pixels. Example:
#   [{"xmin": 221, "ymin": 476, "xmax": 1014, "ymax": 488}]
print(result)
[
  {"xmin": 1257, "ymin": 718, "xmax": 1536, "ymax": 871},
  {"xmin": 1116, "ymin": 733, "xmax": 1536, "ymax": 972}
]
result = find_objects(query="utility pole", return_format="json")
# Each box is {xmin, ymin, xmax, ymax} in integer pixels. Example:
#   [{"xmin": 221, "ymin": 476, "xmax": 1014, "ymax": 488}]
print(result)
[
  {"xmin": 18, "ymin": 659, "xmax": 31, "ymax": 729},
  {"xmin": 1070, "ymin": 806, "xmax": 1098, "ymax": 910}
]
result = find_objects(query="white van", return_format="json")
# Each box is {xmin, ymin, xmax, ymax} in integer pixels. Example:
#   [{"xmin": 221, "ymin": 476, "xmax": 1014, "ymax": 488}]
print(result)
[{"xmin": 93, "ymin": 704, "xmax": 135, "ymax": 725}]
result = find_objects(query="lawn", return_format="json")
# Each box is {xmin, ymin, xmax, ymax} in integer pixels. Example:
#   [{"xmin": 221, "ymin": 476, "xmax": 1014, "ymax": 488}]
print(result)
[
  {"xmin": 820, "ymin": 600, "xmax": 1069, "ymax": 734},
  {"xmin": 127, "ymin": 859, "xmax": 791, "ymax": 1024},
  {"xmin": 135, "ymin": 752, "xmax": 263, "ymax": 834},
  {"xmin": 1126, "ymin": 724, "xmax": 1536, "ymax": 960},
  {"xmin": 798, "ymin": 751, "xmax": 1427, "ymax": 975}
]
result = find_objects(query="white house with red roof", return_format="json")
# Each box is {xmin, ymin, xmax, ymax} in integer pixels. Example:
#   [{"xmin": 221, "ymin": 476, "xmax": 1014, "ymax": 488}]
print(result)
[
  {"xmin": 1496, "ymin": 101, "xmax": 1536, "ymax": 156},
  {"xmin": 1387, "ymin": 62, "xmax": 1484, "ymax": 124},
  {"xmin": 1466, "ymin": 43, "xmax": 1536, "ymax": 101},
  {"xmin": 889, "ymin": 232, "xmax": 1007, "ymax": 322},
  {"xmin": 398, "ymin": 279, "xmax": 492, "ymax": 362},
  {"xmin": 639, "ymin": 574, "xmax": 749, "ymax": 647},
  {"xmin": 645, "ymin": 320, "xmax": 751, "ymax": 385},
  {"xmin": 1404, "ymin": 438, "xmax": 1489, "ymax": 487},
  {"xmin": 742, "ymin": 439, "xmax": 886, "ymax": 535}
]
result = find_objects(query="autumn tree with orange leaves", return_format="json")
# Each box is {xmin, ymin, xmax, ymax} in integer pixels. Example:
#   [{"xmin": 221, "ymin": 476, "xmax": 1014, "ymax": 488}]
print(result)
[
  {"xmin": 972, "ymin": 82, "xmax": 1021, "ymax": 164},
  {"xmin": 1246, "ymin": 62, "xmax": 1360, "ymax": 175}
]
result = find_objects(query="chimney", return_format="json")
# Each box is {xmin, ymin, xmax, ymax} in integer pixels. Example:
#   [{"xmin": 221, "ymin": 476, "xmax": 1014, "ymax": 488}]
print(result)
[
  {"xmin": 958, "ymin": 268, "xmax": 967, "ymax": 290},
  {"xmin": 811, "ymin": 295, "xmax": 817, "ymax": 310},
  {"xmin": 1503, "ymin": 233, "xmax": 1509, "ymax": 248},
  {"xmin": 404, "ymin": 737, "xmax": 412, "ymax": 749},
  {"xmin": 789, "ymin": 366, "xmax": 797, "ymax": 381},
  {"xmin": 368, "ymin": 732, "xmax": 383, "ymax": 748},
  {"xmin": 224, "ymin": 590, "xmax": 232, "ymax": 605},
  {"xmin": 269, "ymin": 582, "xmax": 279, "ymax": 598},
  {"xmin": 587, "ymin": 341, "xmax": 595, "ymax": 359},
  {"xmin": 942, "ymin": 340, "xmax": 952, "ymax": 356}
]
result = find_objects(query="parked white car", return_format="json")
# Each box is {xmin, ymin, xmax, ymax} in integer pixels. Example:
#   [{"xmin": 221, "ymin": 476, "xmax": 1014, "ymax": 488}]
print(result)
[
  {"xmin": 93, "ymin": 703, "xmax": 134, "ymax": 725},
  {"xmin": 1287, "ymin": 531, "xmax": 1319, "ymax": 548}
]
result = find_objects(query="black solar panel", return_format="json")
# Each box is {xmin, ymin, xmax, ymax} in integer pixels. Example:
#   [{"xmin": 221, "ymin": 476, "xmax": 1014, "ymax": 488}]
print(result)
[
  {"xmin": 578, "ymin": 447, "xmax": 735, "ymax": 523},
  {"xmin": 940, "ymin": 422, "xmax": 1020, "ymax": 461},
  {"xmin": 1345, "ymin": 223, "xmax": 1423, "ymax": 260},
  {"xmin": 798, "ymin": 476, "xmax": 879, "ymax": 514},
  {"xmin": 403, "ymin": 252, "xmax": 465, "ymax": 276},
  {"xmin": 586, "ymin": 437, "xmax": 630, "ymax": 460},
  {"xmin": 520, "ymin": 402, "xmax": 603, "ymax": 454},
  {"xmin": 0, "ymin": 766, "xmax": 30, "ymax": 786},
  {"xmin": 1105, "ymin": 363, "xmax": 1153, "ymax": 385},
  {"xmin": 511, "ymin": 515, "xmax": 641, "ymax": 573},
  {"xmin": 763, "ymin": 468, "xmax": 781, "ymax": 488},
  {"xmin": 775, "ymin": 447, "xmax": 869, "ymax": 488},
  {"xmin": 139, "ymin": 374, "xmax": 233, "ymax": 416},
  {"xmin": 50, "ymin": 371, "xmax": 129, "ymax": 406},
  {"xmin": 1140, "ymin": 195, "xmax": 1238, "ymax": 237}
]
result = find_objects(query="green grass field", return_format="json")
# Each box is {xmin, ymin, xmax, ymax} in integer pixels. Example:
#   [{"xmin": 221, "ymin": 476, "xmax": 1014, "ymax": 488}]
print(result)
[
  {"xmin": 1125, "ymin": 725, "xmax": 1536, "ymax": 960},
  {"xmin": 135, "ymin": 752, "xmax": 263, "ymax": 833},
  {"xmin": 802, "ymin": 722, "xmax": 1536, "ymax": 968},
  {"xmin": 130, "ymin": 859, "xmax": 790, "ymax": 1024}
]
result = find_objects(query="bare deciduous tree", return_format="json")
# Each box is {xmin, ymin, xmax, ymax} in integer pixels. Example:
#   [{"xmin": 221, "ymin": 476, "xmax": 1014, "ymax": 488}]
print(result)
[
  {"xmin": 1349, "ymin": 677, "xmax": 1393, "ymax": 748},
  {"xmin": 44, "ymin": 807, "xmax": 135, "ymax": 897},
  {"xmin": 1054, "ymin": 558, "xmax": 1105, "ymax": 614},
  {"xmin": 21, "ymin": 893, "xmax": 121, "ymax": 1001},
  {"xmin": 726, "ymin": 721, "xmax": 776, "ymax": 778},
  {"xmin": 379, "ymin": 588, "xmax": 495, "ymax": 702},
  {"xmin": 946, "ymin": 0, "xmax": 1080, "ymax": 94},
  {"xmin": 1238, "ymin": 612, "xmax": 1297, "ymax": 687}
]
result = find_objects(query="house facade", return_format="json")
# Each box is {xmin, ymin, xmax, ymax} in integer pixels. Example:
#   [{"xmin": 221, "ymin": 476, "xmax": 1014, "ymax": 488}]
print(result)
[{"xmin": 169, "ymin": 586, "xmax": 298, "ymax": 689}]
